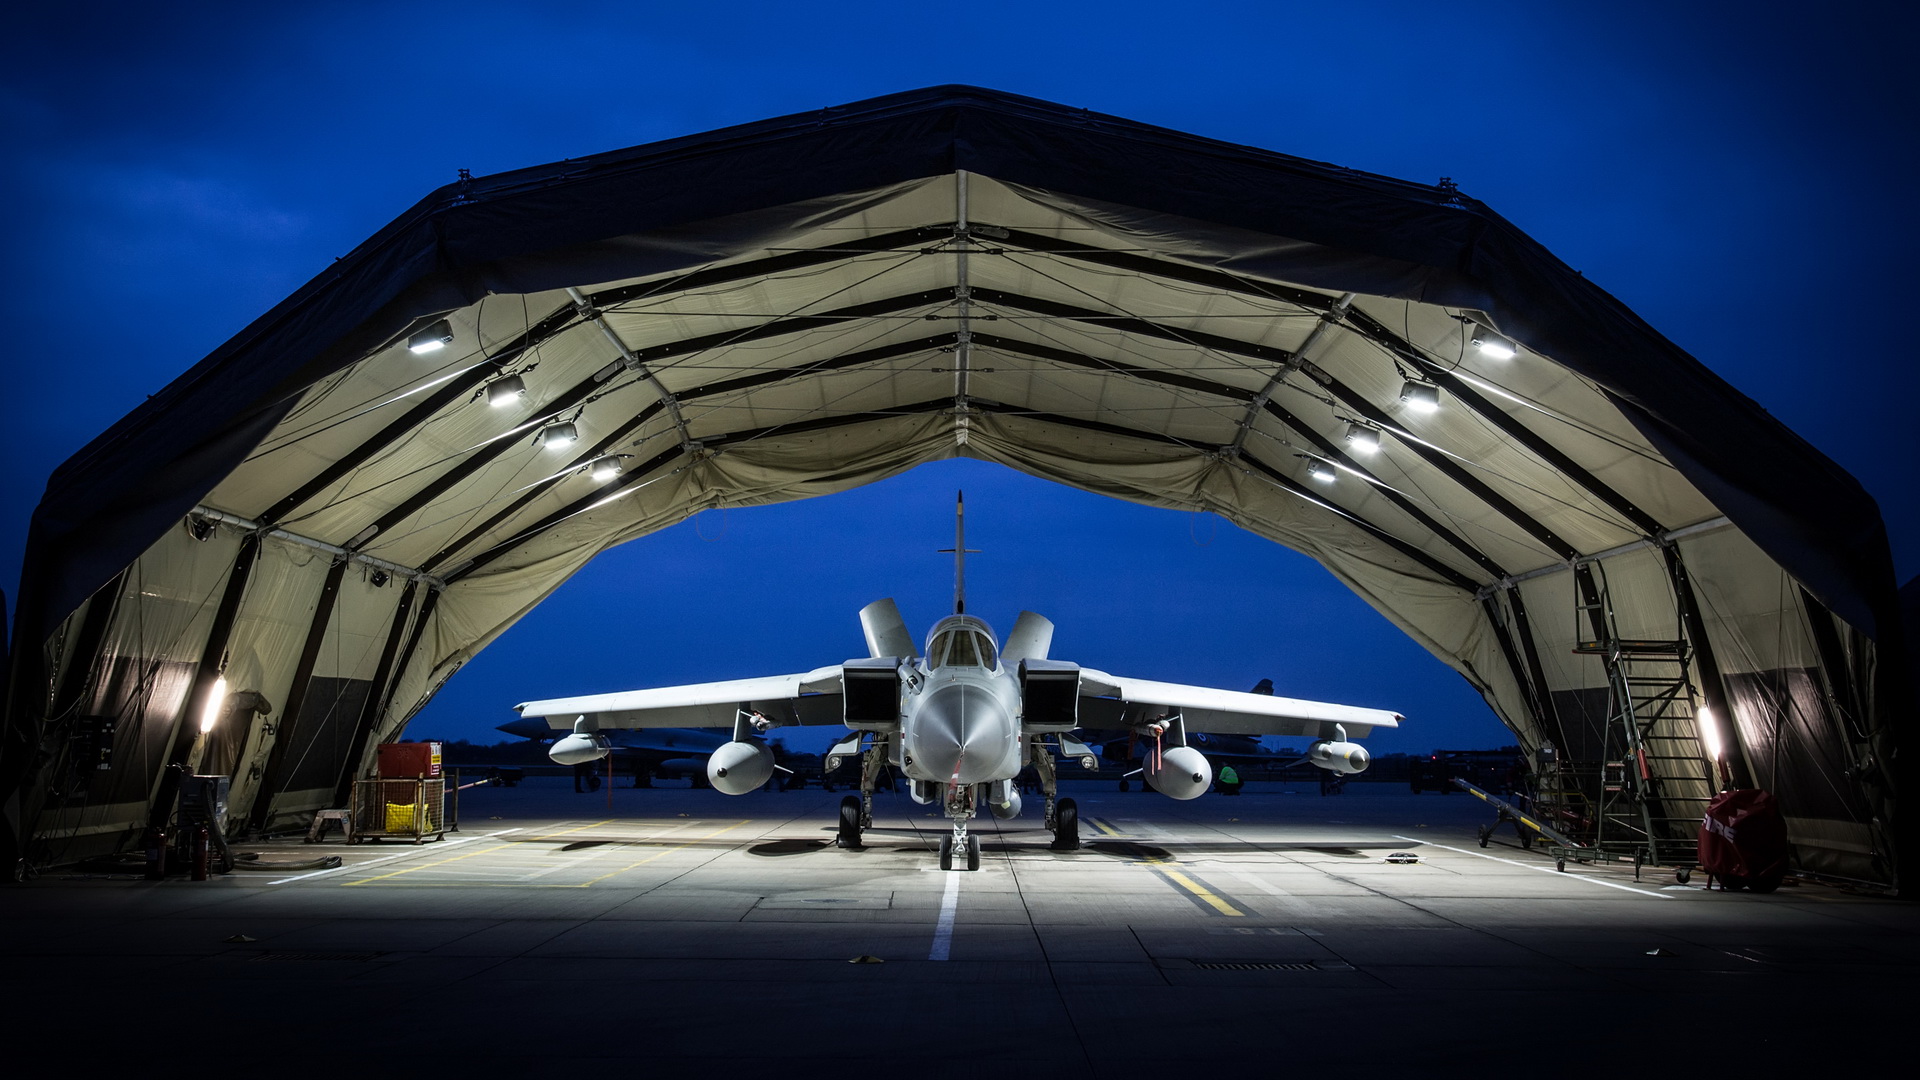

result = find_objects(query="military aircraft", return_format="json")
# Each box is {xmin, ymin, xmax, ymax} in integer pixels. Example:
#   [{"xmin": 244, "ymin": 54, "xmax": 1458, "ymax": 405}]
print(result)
[
  {"xmin": 516, "ymin": 493, "xmax": 1402, "ymax": 870},
  {"xmin": 493, "ymin": 716, "xmax": 728, "ymax": 786}
]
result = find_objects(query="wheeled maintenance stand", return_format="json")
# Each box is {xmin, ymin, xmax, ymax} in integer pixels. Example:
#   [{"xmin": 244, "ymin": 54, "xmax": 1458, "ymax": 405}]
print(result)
[{"xmin": 1458, "ymin": 777, "xmax": 1694, "ymax": 884}]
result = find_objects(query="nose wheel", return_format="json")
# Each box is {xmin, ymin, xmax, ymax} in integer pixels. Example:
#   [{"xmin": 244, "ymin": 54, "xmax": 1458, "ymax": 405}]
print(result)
[{"xmin": 940, "ymin": 821, "xmax": 982, "ymax": 871}]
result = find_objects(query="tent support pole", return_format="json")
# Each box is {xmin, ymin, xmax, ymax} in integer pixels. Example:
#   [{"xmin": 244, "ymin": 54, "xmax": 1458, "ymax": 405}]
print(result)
[
  {"xmin": 12, "ymin": 571, "xmax": 126, "ymax": 868},
  {"xmin": 330, "ymin": 580, "xmax": 418, "ymax": 809},
  {"xmin": 1481, "ymin": 592, "xmax": 1551, "ymax": 753},
  {"xmin": 1798, "ymin": 586, "xmax": 1869, "ymax": 744},
  {"xmin": 1662, "ymin": 542, "xmax": 1751, "ymax": 789},
  {"xmin": 995, "ymin": 227, "xmax": 1666, "ymax": 539},
  {"xmin": 364, "ymin": 586, "xmax": 442, "ymax": 750},
  {"xmin": 257, "ymin": 228, "xmax": 946, "ymax": 529},
  {"xmin": 974, "ymin": 287, "xmax": 1583, "ymax": 562},
  {"xmin": 247, "ymin": 556, "xmax": 347, "ymax": 832},
  {"xmin": 148, "ymin": 531, "xmax": 261, "ymax": 833}
]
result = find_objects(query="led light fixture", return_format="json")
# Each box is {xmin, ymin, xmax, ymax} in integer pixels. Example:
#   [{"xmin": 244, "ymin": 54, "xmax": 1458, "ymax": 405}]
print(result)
[
  {"xmin": 1400, "ymin": 378, "xmax": 1440, "ymax": 413},
  {"xmin": 486, "ymin": 375, "xmax": 526, "ymax": 407},
  {"xmin": 589, "ymin": 456, "xmax": 622, "ymax": 481},
  {"xmin": 1470, "ymin": 324, "xmax": 1517, "ymax": 360},
  {"xmin": 407, "ymin": 319, "xmax": 454, "ymax": 354},
  {"xmin": 1698, "ymin": 705, "xmax": 1725, "ymax": 761},
  {"xmin": 542, "ymin": 422, "xmax": 579, "ymax": 449},
  {"xmin": 199, "ymin": 676, "xmax": 229, "ymax": 734},
  {"xmin": 1344, "ymin": 422, "xmax": 1381, "ymax": 455},
  {"xmin": 1306, "ymin": 459, "xmax": 1337, "ymax": 484}
]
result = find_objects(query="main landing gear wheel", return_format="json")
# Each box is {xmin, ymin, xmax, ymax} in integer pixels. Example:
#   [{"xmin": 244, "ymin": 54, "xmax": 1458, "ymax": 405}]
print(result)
[
  {"xmin": 1051, "ymin": 798, "xmax": 1080, "ymax": 851},
  {"xmin": 837, "ymin": 796, "xmax": 863, "ymax": 849},
  {"xmin": 965, "ymin": 833, "xmax": 981, "ymax": 871},
  {"xmin": 938, "ymin": 834, "xmax": 955, "ymax": 871}
]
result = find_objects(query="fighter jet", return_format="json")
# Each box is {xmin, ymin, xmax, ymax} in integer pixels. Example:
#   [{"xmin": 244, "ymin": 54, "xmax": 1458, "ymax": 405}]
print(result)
[
  {"xmin": 516, "ymin": 493, "xmax": 1401, "ymax": 870},
  {"xmin": 493, "ymin": 716, "xmax": 729, "ymax": 786}
]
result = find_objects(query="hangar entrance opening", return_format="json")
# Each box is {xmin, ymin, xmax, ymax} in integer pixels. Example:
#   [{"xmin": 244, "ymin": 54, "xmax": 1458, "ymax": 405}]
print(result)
[{"xmin": 4, "ymin": 87, "xmax": 1905, "ymax": 889}]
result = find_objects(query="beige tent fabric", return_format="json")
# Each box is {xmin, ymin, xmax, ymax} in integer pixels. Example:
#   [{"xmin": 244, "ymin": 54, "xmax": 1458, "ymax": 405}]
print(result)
[{"xmin": 20, "ymin": 164, "xmax": 1891, "ymax": 882}]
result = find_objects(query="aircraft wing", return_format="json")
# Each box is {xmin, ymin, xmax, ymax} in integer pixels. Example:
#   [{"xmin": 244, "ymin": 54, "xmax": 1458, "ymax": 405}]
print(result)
[
  {"xmin": 516, "ymin": 666, "xmax": 845, "ymax": 730},
  {"xmin": 1076, "ymin": 669, "xmax": 1401, "ymax": 739}
]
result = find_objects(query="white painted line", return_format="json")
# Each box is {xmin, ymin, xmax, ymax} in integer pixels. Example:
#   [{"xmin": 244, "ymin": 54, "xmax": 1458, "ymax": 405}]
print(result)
[
  {"xmin": 1392, "ymin": 836, "xmax": 1673, "ymax": 899},
  {"xmin": 266, "ymin": 828, "xmax": 523, "ymax": 885},
  {"xmin": 928, "ymin": 871, "xmax": 961, "ymax": 961}
]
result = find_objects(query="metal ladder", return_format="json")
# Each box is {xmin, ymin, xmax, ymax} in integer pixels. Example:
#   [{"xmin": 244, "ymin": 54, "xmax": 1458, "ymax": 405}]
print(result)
[{"xmin": 1571, "ymin": 561, "xmax": 1716, "ymax": 869}]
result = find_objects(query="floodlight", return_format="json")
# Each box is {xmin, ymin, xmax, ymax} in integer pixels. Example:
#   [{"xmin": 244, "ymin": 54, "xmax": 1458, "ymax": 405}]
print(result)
[
  {"xmin": 407, "ymin": 319, "xmax": 454, "ymax": 354},
  {"xmin": 1470, "ymin": 324, "xmax": 1517, "ymax": 360},
  {"xmin": 1400, "ymin": 379, "xmax": 1440, "ymax": 413},
  {"xmin": 1344, "ymin": 423, "xmax": 1381, "ymax": 455},
  {"xmin": 486, "ymin": 375, "xmax": 526, "ymax": 407},
  {"xmin": 1306, "ymin": 459, "xmax": 1337, "ymax": 484},
  {"xmin": 199, "ymin": 677, "xmax": 229, "ymax": 734},
  {"xmin": 589, "ymin": 456, "xmax": 622, "ymax": 481},
  {"xmin": 1698, "ymin": 705, "xmax": 1725, "ymax": 761},
  {"xmin": 542, "ymin": 422, "xmax": 579, "ymax": 449}
]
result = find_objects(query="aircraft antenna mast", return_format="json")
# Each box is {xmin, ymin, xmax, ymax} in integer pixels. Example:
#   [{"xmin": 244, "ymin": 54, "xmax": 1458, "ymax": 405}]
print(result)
[
  {"xmin": 938, "ymin": 490, "xmax": 979, "ymax": 614},
  {"xmin": 952, "ymin": 170, "xmax": 971, "ymax": 447}
]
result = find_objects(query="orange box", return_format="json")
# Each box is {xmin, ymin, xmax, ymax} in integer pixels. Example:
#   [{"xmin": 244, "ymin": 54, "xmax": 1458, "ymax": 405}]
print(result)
[{"xmin": 376, "ymin": 741, "xmax": 442, "ymax": 778}]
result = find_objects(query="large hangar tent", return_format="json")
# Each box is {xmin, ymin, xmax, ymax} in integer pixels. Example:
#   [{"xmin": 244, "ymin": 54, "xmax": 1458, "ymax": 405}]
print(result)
[{"xmin": 2, "ymin": 87, "xmax": 1908, "ymax": 887}]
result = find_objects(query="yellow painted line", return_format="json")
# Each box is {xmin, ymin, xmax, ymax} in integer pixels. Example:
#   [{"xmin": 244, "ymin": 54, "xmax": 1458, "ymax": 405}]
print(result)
[
  {"xmin": 345, "ymin": 819, "xmax": 613, "ymax": 886},
  {"xmin": 573, "ymin": 821, "xmax": 751, "ymax": 886},
  {"xmin": 1090, "ymin": 817, "xmax": 1123, "ymax": 837},
  {"xmin": 1160, "ymin": 869, "xmax": 1245, "ymax": 917},
  {"xmin": 1140, "ymin": 856, "xmax": 1245, "ymax": 917}
]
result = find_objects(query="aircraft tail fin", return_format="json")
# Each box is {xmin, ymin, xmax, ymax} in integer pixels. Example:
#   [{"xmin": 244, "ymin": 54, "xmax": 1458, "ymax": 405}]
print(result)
[
  {"xmin": 936, "ymin": 489, "xmax": 980, "ymax": 615},
  {"xmin": 1251, "ymin": 678, "xmax": 1275, "ymax": 696},
  {"xmin": 1002, "ymin": 611, "xmax": 1055, "ymax": 663},
  {"xmin": 859, "ymin": 598, "xmax": 917, "ymax": 659}
]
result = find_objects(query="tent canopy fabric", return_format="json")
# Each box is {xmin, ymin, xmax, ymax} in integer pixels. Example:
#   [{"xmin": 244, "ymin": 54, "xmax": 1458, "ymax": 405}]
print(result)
[{"xmin": 4, "ymin": 87, "xmax": 1907, "ymax": 887}]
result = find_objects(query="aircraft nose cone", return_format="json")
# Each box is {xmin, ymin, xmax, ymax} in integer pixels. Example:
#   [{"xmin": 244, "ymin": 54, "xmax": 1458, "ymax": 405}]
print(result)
[{"xmin": 906, "ymin": 682, "xmax": 1016, "ymax": 784}]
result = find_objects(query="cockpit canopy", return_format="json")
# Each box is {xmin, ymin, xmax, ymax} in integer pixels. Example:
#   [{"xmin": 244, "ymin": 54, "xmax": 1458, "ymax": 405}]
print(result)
[{"xmin": 925, "ymin": 616, "xmax": 998, "ymax": 670}]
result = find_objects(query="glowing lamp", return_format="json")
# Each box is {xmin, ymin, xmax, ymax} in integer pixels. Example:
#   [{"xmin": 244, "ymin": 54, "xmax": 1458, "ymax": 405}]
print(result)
[
  {"xmin": 199, "ymin": 677, "xmax": 229, "ymax": 734},
  {"xmin": 407, "ymin": 319, "xmax": 454, "ymax": 354},
  {"xmin": 1470, "ymin": 324, "xmax": 1517, "ymax": 360},
  {"xmin": 1400, "ymin": 379, "xmax": 1440, "ymax": 413},
  {"xmin": 486, "ymin": 375, "xmax": 526, "ymax": 407}
]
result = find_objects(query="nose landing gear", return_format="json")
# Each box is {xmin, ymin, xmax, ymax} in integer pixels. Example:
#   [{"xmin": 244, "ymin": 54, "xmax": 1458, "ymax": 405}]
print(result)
[
  {"xmin": 940, "ymin": 783, "xmax": 982, "ymax": 871},
  {"xmin": 938, "ymin": 829, "xmax": 982, "ymax": 871}
]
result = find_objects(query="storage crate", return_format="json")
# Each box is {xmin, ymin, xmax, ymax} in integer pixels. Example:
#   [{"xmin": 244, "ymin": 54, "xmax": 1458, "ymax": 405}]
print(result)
[{"xmin": 350, "ymin": 778, "xmax": 446, "ymax": 843}]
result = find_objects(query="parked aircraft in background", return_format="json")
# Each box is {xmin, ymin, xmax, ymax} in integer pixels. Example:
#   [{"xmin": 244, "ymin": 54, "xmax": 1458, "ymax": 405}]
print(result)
[
  {"xmin": 493, "ymin": 716, "xmax": 727, "ymax": 785},
  {"xmin": 1090, "ymin": 679, "xmax": 1316, "ymax": 788},
  {"xmin": 516, "ymin": 494, "xmax": 1402, "ymax": 870}
]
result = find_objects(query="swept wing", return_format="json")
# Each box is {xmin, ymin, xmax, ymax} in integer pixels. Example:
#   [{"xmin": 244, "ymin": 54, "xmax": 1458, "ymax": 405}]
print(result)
[
  {"xmin": 1077, "ymin": 669, "xmax": 1401, "ymax": 739},
  {"xmin": 516, "ymin": 666, "xmax": 845, "ymax": 730}
]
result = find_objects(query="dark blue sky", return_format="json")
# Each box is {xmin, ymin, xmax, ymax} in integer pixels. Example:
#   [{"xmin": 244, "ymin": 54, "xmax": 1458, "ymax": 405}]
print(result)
[{"xmin": 3, "ymin": 2, "xmax": 1913, "ymax": 754}]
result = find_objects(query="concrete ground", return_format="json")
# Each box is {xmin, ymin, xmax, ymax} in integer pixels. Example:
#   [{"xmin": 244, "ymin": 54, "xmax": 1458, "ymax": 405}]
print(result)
[{"xmin": 3, "ymin": 778, "xmax": 1911, "ymax": 1076}]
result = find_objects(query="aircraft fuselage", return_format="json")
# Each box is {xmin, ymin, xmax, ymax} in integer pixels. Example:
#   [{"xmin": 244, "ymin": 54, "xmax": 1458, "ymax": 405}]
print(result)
[{"xmin": 898, "ymin": 615, "xmax": 1022, "ymax": 786}]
